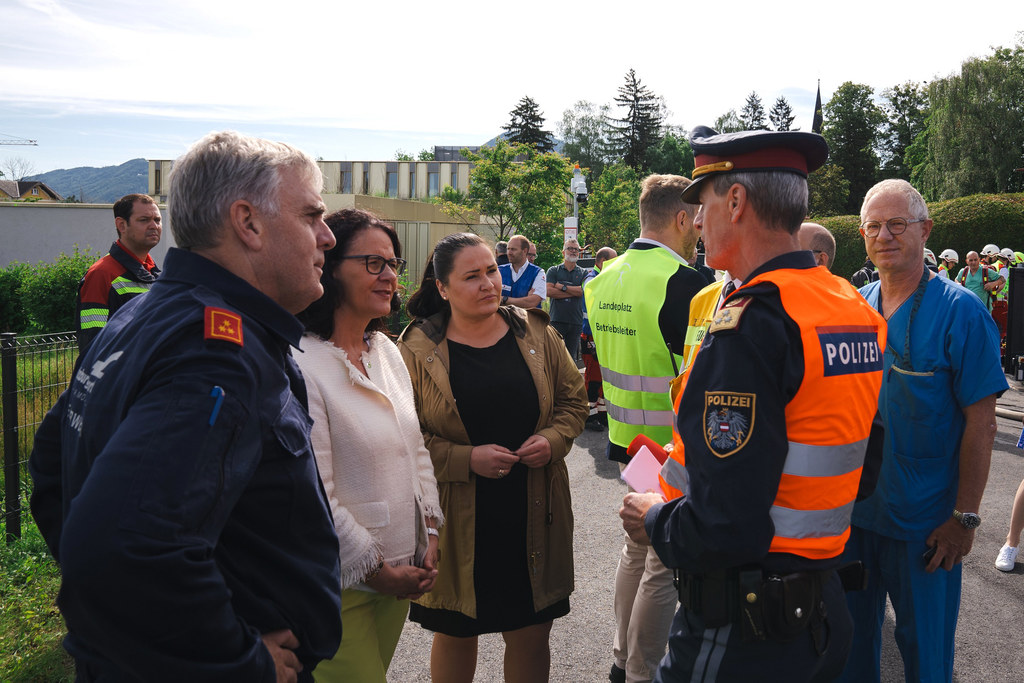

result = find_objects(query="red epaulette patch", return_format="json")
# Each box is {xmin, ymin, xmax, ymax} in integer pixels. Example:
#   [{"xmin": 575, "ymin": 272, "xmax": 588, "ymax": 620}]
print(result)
[{"xmin": 204, "ymin": 306, "xmax": 244, "ymax": 346}]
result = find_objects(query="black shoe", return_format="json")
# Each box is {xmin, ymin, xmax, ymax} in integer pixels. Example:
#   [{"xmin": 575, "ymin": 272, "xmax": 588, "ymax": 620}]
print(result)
[
  {"xmin": 586, "ymin": 415, "xmax": 606, "ymax": 432},
  {"xmin": 609, "ymin": 664, "xmax": 626, "ymax": 683}
]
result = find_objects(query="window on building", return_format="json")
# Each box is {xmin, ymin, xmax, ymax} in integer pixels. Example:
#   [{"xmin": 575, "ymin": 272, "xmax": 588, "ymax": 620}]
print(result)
[
  {"xmin": 31, "ymin": 187, "xmax": 39, "ymax": 196},
  {"xmin": 409, "ymin": 169, "xmax": 416, "ymax": 198},
  {"xmin": 154, "ymin": 169, "xmax": 161, "ymax": 194},
  {"xmin": 451, "ymin": 169, "xmax": 458, "ymax": 189},
  {"xmin": 386, "ymin": 171, "xmax": 398, "ymax": 198},
  {"xmin": 363, "ymin": 170, "xmax": 370, "ymax": 194},
  {"xmin": 340, "ymin": 171, "xmax": 352, "ymax": 194},
  {"xmin": 428, "ymin": 172, "xmax": 439, "ymax": 197}
]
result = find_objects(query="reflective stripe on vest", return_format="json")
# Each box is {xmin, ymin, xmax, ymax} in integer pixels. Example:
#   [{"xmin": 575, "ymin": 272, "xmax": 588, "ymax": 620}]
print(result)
[
  {"xmin": 600, "ymin": 367, "xmax": 673, "ymax": 394},
  {"xmin": 606, "ymin": 402, "xmax": 675, "ymax": 427},
  {"xmin": 659, "ymin": 455, "xmax": 689, "ymax": 497}
]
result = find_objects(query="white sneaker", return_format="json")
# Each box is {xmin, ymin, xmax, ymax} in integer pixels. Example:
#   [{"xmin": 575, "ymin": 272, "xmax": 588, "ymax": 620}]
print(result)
[{"xmin": 995, "ymin": 544, "xmax": 1019, "ymax": 572}]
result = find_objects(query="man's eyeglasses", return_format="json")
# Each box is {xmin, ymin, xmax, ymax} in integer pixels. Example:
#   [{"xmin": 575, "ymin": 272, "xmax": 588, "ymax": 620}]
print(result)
[
  {"xmin": 342, "ymin": 255, "xmax": 407, "ymax": 275},
  {"xmin": 564, "ymin": 248, "xmax": 580, "ymax": 254},
  {"xmin": 859, "ymin": 217, "xmax": 924, "ymax": 238}
]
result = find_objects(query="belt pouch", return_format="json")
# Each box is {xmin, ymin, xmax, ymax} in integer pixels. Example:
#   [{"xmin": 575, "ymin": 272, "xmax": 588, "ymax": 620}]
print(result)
[
  {"xmin": 762, "ymin": 572, "xmax": 816, "ymax": 641},
  {"xmin": 700, "ymin": 573, "xmax": 730, "ymax": 628},
  {"xmin": 738, "ymin": 568, "xmax": 766, "ymax": 641}
]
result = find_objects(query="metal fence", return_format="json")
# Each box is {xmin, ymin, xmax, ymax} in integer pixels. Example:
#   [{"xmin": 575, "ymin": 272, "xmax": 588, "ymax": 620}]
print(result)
[{"xmin": 1, "ymin": 331, "xmax": 77, "ymax": 542}]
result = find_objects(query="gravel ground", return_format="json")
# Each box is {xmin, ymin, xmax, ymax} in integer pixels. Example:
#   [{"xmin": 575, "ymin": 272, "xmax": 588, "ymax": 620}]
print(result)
[{"xmin": 387, "ymin": 378, "xmax": 1024, "ymax": 682}]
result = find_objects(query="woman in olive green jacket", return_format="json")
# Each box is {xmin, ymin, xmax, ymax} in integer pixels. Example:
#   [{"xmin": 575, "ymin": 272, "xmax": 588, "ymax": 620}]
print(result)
[{"xmin": 398, "ymin": 233, "xmax": 587, "ymax": 683}]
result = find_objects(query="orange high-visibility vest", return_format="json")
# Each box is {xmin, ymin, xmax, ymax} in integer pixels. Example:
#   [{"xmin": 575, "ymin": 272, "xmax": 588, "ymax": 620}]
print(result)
[{"xmin": 660, "ymin": 266, "xmax": 885, "ymax": 561}]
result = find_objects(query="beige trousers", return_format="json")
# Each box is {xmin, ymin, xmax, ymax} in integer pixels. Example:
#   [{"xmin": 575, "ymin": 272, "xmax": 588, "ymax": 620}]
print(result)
[{"xmin": 612, "ymin": 478, "xmax": 678, "ymax": 682}]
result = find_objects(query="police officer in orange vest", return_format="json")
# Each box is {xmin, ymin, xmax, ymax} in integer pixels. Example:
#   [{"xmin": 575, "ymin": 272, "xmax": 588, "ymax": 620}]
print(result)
[{"xmin": 620, "ymin": 126, "xmax": 886, "ymax": 682}]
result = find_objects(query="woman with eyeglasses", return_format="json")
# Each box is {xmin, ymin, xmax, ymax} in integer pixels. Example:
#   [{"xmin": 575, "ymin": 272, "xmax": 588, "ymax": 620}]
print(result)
[
  {"xmin": 398, "ymin": 232, "xmax": 588, "ymax": 682},
  {"xmin": 295, "ymin": 209, "xmax": 443, "ymax": 683}
]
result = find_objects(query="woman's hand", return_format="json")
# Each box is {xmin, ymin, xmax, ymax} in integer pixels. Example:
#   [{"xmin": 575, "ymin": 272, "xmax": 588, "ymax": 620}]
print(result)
[
  {"xmin": 409, "ymin": 534, "xmax": 441, "ymax": 599},
  {"xmin": 365, "ymin": 563, "xmax": 437, "ymax": 598},
  {"xmin": 470, "ymin": 444, "xmax": 520, "ymax": 479},
  {"xmin": 516, "ymin": 434, "xmax": 551, "ymax": 468}
]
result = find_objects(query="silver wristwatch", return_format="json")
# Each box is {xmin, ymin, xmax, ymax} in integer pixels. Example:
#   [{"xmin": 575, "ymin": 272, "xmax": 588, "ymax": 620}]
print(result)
[{"xmin": 953, "ymin": 509, "xmax": 981, "ymax": 530}]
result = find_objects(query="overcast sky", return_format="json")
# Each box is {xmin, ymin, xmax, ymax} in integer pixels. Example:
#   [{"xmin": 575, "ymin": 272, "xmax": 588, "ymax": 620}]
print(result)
[{"xmin": 1, "ymin": 0, "xmax": 1020, "ymax": 173}]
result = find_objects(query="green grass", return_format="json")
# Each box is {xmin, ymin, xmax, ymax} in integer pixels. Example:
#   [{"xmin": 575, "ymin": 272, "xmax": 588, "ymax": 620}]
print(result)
[{"xmin": 1, "ymin": 501, "xmax": 73, "ymax": 682}]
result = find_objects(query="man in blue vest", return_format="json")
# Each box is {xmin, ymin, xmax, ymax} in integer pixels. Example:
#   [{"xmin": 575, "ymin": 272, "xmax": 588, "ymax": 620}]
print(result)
[{"xmin": 499, "ymin": 234, "xmax": 546, "ymax": 308}]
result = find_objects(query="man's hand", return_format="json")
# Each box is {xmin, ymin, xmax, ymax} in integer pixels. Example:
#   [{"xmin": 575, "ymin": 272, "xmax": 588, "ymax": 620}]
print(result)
[
  {"xmin": 925, "ymin": 518, "xmax": 976, "ymax": 572},
  {"xmin": 261, "ymin": 629, "xmax": 302, "ymax": 683},
  {"xmin": 619, "ymin": 492, "xmax": 665, "ymax": 545}
]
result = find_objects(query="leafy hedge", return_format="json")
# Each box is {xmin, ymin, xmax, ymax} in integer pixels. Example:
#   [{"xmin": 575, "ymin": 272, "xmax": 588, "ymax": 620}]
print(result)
[
  {"xmin": 0, "ymin": 246, "xmax": 100, "ymax": 334},
  {"xmin": 815, "ymin": 193, "xmax": 1024, "ymax": 280}
]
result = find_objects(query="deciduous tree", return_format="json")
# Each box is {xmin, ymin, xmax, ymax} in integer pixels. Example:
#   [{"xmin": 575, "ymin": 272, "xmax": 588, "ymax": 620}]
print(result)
[
  {"xmin": 580, "ymin": 163, "xmax": 641, "ymax": 254},
  {"xmin": 879, "ymin": 81, "xmax": 929, "ymax": 179},
  {"xmin": 0, "ymin": 156, "xmax": 37, "ymax": 182},
  {"xmin": 439, "ymin": 140, "xmax": 571, "ymax": 245},
  {"xmin": 822, "ymin": 82, "xmax": 886, "ymax": 213},
  {"xmin": 558, "ymin": 100, "xmax": 613, "ymax": 180},
  {"xmin": 913, "ymin": 36, "xmax": 1024, "ymax": 199},
  {"xmin": 712, "ymin": 109, "xmax": 744, "ymax": 133},
  {"xmin": 502, "ymin": 96, "xmax": 554, "ymax": 152},
  {"xmin": 645, "ymin": 128, "xmax": 694, "ymax": 178}
]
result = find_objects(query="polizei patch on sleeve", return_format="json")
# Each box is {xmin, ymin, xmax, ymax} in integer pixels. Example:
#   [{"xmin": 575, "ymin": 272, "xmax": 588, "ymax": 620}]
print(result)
[
  {"xmin": 704, "ymin": 392, "xmax": 755, "ymax": 457},
  {"xmin": 816, "ymin": 326, "xmax": 882, "ymax": 377}
]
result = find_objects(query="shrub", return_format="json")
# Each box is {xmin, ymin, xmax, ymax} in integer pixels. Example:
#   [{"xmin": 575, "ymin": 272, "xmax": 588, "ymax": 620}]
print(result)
[
  {"xmin": 0, "ymin": 262, "xmax": 31, "ymax": 333},
  {"xmin": 813, "ymin": 192, "xmax": 1024, "ymax": 280},
  {"xmin": 20, "ymin": 246, "xmax": 99, "ymax": 334}
]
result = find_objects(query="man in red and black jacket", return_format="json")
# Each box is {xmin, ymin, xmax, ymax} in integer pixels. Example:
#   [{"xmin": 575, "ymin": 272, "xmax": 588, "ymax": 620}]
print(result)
[{"xmin": 76, "ymin": 193, "xmax": 162, "ymax": 352}]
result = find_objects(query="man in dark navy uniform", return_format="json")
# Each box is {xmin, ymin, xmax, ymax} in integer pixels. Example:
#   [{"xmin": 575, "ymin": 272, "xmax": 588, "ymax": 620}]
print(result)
[
  {"xmin": 29, "ymin": 131, "xmax": 342, "ymax": 683},
  {"xmin": 620, "ymin": 127, "xmax": 886, "ymax": 682}
]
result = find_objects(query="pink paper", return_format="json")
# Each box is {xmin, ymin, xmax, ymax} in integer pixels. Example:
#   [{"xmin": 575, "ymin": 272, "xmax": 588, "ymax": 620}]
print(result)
[{"xmin": 620, "ymin": 445, "xmax": 664, "ymax": 493}]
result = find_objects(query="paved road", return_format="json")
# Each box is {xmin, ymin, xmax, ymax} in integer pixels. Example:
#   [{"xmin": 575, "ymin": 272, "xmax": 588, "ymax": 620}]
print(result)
[{"xmin": 390, "ymin": 379, "xmax": 1024, "ymax": 682}]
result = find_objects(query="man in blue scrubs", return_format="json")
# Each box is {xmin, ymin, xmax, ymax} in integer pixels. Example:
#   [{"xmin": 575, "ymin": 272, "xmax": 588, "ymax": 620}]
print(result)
[{"xmin": 840, "ymin": 179, "xmax": 1008, "ymax": 683}]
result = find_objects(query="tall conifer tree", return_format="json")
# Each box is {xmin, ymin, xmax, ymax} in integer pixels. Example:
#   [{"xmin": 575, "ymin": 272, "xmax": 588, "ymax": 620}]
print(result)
[
  {"xmin": 610, "ymin": 69, "xmax": 663, "ymax": 172},
  {"xmin": 502, "ymin": 96, "xmax": 554, "ymax": 152},
  {"xmin": 769, "ymin": 96, "xmax": 797, "ymax": 131}
]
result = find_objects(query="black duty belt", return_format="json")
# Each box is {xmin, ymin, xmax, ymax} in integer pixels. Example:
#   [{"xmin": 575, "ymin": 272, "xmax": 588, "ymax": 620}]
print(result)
[{"xmin": 674, "ymin": 562, "xmax": 864, "ymax": 645}]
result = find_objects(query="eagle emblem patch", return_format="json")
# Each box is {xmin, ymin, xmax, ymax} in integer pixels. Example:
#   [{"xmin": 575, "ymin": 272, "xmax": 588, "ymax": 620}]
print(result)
[{"xmin": 704, "ymin": 391, "xmax": 755, "ymax": 457}]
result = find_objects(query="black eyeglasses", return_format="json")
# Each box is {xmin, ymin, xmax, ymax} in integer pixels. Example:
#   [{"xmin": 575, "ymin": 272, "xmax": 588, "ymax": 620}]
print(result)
[
  {"xmin": 859, "ymin": 217, "xmax": 924, "ymax": 238},
  {"xmin": 342, "ymin": 255, "xmax": 407, "ymax": 275}
]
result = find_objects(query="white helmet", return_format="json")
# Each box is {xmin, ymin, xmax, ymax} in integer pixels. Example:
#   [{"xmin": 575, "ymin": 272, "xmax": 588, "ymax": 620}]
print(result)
[
  {"xmin": 923, "ymin": 248, "xmax": 937, "ymax": 267},
  {"xmin": 981, "ymin": 243, "xmax": 1000, "ymax": 257},
  {"xmin": 1001, "ymin": 247, "xmax": 1015, "ymax": 260},
  {"xmin": 939, "ymin": 248, "xmax": 959, "ymax": 263}
]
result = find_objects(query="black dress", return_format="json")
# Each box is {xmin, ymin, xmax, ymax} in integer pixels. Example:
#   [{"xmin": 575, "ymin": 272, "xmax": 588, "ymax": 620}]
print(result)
[{"xmin": 409, "ymin": 328, "xmax": 570, "ymax": 636}]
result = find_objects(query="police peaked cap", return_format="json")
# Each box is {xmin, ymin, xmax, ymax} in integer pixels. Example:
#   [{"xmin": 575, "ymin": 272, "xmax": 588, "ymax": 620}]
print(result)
[{"xmin": 681, "ymin": 126, "xmax": 829, "ymax": 203}]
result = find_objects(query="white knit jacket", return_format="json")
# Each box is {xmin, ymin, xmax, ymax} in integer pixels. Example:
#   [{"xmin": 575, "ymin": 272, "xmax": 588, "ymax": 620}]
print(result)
[{"xmin": 296, "ymin": 331, "xmax": 443, "ymax": 590}]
